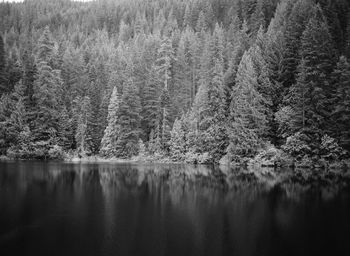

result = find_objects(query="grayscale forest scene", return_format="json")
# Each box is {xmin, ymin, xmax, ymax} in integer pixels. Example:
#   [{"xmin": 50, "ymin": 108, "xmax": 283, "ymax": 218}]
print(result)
[{"xmin": 0, "ymin": 0, "xmax": 350, "ymax": 256}]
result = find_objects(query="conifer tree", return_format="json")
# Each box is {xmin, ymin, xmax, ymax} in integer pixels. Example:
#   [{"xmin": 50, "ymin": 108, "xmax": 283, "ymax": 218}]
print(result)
[
  {"xmin": 287, "ymin": 5, "xmax": 336, "ymax": 144},
  {"xmin": 159, "ymin": 86, "xmax": 173, "ymax": 151},
  {"xmin": 115, "ymin": 78, "xmax": 141, "ymax": 158},
  {"xmin": 282, "ymin": 0, "xmax": 314, "ymax": 88},
  {"xmin": 196, "ymin": 11, "xmax": 208, "ymax": 32},
  {"xmin": 170, "ymin": 117, "xmax": 187, "ymax": 160},
  {"xmin": 183, "ymin": 4, "xmax": 192, "ymax": 29},
  {"xmin": 31, "ymin": 61, "xmax": 60, "ymax": 143},
  {"xmin": 173, "ymin": 35, "xmax": 191, "ymax": 113},
  {"xmin": 227, "ymin": 51, "xmax": 268, "ymax": 159},
  {"xmin": 100, "ymin": 87, "xmax": 121, "ymax": 157},
  {"xmin": 142, "ymin": 64, "xmax": 161, "ymax": 140},
  {"xmin": 57, "ymin": 106, "xmax": 74, "ymax": 150},
  {"xmin": 75, "ymin": 96, "xmax": 93, "ymax": 156},
  {"xmin": 0, "ymin": 34, "xmax": 7, "ymax": 96},
  {"xmin": 156, "ymin": 36, "xmax": 175, "ymax": 90},
  {"xmin": 37, "ymin": 26, "xmax": 55, "ymax": 64},
  {"xmin": 331, "ymin": 56, "xmax": 350, "ymax": 151}
]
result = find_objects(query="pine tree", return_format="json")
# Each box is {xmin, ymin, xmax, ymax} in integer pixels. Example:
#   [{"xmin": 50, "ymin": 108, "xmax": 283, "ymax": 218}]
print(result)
[
  {"xmin": 224, "ymin": 19, "xmax": 250, "ymax": 91},
  {"xmin": 155, "ymin": 36, "xmax": 175, "ymax": 150},
  {"xmin": 37, "ymin": 26, "xmax": 55, "ymax": 64},
  {"xmin": 287, "ymin": 5, "xmax": 337, "ymax": 144},
  {"xmin": 159, "ymin": 86, "xmax": 173, "ymax": 151},
  {"xmin": 0, "ymin": 34, "xmax": 7, "ymax": 96},
  {"xmin": 119, "ymin": 20, "xmax": 131, "ymax": 43},
  {"xmin": 282, "ymin": 0, "xmax": 314, "ymax": 89},
  {"xmin": 173, "ymin": 35, "xmax": 191, "ymax": 114},
  {"xmin": 156, "ymin": 36, "xmax": 175, "ymax": 90},
  {"xmin": 227, "ymin": 51, "xmax": 268, "ymax": 159},
  {"xmin": 115, "ymin": 78, "xmax": 141, "ymax": 158},
  {"xmin": 345, "ymin": 11, "xmax": 350, "ymax": 59},
  {"xmin": 100, "ymin": 87, "xmax": 121, "ymax": 157},
  {"xmin": 142, "ymin": 64, "xmax": 161, "ymax": 141},
  {"xmin": 189, "ymin": 24, "xmax": 228, "ymax": 161},
  {"xmin": 22, "ymin": 49, "xmax": 37, "ymax": 131},
  {"xmin": 31, "ymin": 61, "xmax": 60, "ymax": 143},
  {"xmin": 57, "ymin": 106, "xmax": 74, "ymax": 150},
  {"xmin": 331, "ymin": 56, "xmax": 350, "ymax": 151},
  {"xmin": 196, "ymin": 11, "xmax": 208, "ymax": 32},
  {"xmin": 170, "ymin": 117, "xmax": 187, "ymax": 160},
  {"xmin": 75, "ymin": 96, "xmax": 93, "ymax": 156},
  {"xmin": 134, "ymin": 11, "xmax": 145, "ymax": 36},
  {"xmin": 183, "ymin": 3, "xmax": 192, "ymax": 29}
]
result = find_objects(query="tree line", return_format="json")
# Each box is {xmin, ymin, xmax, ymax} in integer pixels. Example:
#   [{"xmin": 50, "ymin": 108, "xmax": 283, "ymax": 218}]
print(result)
[{"xmin": 0, "ymin": 0, "xmax": 350, "ymax": 164}]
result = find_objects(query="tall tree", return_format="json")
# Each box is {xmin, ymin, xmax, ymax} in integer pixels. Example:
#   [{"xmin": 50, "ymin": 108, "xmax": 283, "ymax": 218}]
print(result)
[
  {"xmin": 115, "ymin": 78, "xmax": 142, "ymax": 158},
  {"xmin": 74, "ymin": 96, "xmax": 93, "ymax": 156},
  {"xmin": 100, "ymin": 87, "xmax": 121, "ymax": 157},
  {"xmin": 227, "ymin": 51, "xmax": 268, "ymax": 159},
  {"xmin": 331, "ymin": 56, "xmax": 350, "ymax": 151},
  {"xmin": 0, "ymin": 34, "xmax": 7, "ymax": 96},
  {"xmin": 286, "ymin": 5, "xmax": 336, "ymax": 148}
]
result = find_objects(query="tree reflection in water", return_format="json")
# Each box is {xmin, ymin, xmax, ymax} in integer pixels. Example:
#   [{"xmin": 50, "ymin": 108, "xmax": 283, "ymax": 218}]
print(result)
[{"xmin": 0, "ymin": 161, "xmax": 349, "ymax": 256}]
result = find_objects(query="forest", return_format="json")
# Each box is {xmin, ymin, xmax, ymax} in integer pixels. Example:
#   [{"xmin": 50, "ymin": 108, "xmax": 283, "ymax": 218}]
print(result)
[{"xmin": 0, "ymin": 0, "xmax": 350, "ymax": 166}]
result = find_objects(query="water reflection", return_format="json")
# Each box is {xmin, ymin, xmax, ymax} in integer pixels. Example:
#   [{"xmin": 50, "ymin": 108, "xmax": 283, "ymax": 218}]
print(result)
[{"xmin": 0, "ymin": 161, "xmax": 349, "ymax": 256}]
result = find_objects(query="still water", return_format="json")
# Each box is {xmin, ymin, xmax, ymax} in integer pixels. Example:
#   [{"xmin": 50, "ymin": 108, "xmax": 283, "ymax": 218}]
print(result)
[{"xmin": 0, "ymin": 161, "xmax": 349, "ymax": 256}]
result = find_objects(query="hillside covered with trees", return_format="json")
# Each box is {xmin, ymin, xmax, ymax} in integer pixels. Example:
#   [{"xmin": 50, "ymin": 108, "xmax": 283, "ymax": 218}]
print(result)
[{"xmin": 0, "ymin": 0, "xmax": 350, "ymax": 166}]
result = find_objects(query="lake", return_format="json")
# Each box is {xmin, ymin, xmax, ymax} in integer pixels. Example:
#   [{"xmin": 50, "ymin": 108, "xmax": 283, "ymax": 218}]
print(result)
[{"xmin": 0, "ymin": 161, "xmax": 349, "ymax": 256}]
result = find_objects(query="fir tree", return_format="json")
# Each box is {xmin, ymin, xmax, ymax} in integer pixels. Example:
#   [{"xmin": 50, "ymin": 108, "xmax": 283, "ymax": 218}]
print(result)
[
  {"xmin": 331, "ymin": 56, "xmax": 350, "ymax": 151},
  {"xmin": 282, "ymin": 0, "xmax": 314, "ymax": 89},
  {"xmin": 75, "ymin": 96, "xmax": 93, "ymax": 156},
  {"xmin": 100, "ymin": 87, "xmax": 121, "ymax": 157},
  {"xmin": 142, "ymin": 64, "xmax": 161, "ymax": 140},
  {"xmin": 31, "ymin": 61, "xmax": 60, "ymax": 143},
  {"xmin": 287, "ymin": 5, "xmax": 337, "ymax": 144},
  {"xmin": 228, "ymin": 51, "xmax": 268, "ymax": 159},
  {"xmin": 173, "ymin": 35, "xmax": 191, "ymax": 113},
  {"xmin": 57, "ymin": 106, "xmax": 74, "ymax": 150},
  {"xmin": 170, "ymin": 117, "xmax": 187, "ymax": 161},
  {"xmin": 37, "ymin": 26, "xmax": 55, "ymax": 64},
  {"xmin": 0, "ymin": 34, "xmax": 7, "ymax": 96},
  {"xmin": 115, "ymin": 78, "xmax": 141, "ymax": 158}
]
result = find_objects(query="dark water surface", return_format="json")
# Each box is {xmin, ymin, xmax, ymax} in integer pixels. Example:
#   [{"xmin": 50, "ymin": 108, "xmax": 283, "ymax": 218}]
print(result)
[{"xmin": 0, "ymin": 161, "xmax": 349, "ymax": 256}]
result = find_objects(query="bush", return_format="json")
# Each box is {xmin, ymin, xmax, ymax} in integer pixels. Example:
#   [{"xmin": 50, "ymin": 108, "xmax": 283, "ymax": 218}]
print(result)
[
  {"xmin": 283, "ymin": 132, "xmax": 312, "ymax": 160},
  {"xmin": 185, "ymin": 151, "xmax": 213, "ymax": 164},
  {"xmin": 250, "ymin": 145, "xmax": 294, "ymax": 167},
  {"xmin": 48, "ymin": 145, "xmax": 66, "ymax": 160},
  {"xmin": 320, "ymin": 135, "xmax": 346, "ymax": 162}
]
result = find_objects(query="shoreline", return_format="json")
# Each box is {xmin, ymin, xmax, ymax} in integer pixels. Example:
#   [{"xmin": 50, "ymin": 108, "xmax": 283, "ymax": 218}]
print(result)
[{"xmin": 2, "ymin": 154, "xmax": 350, "ymax": 170}]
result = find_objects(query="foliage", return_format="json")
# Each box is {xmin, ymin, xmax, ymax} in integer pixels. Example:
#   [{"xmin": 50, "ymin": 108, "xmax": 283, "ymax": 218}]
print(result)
[
  {"xmin": 0, "ymin": 0, "xmax": 349, "ymax": 166},
  {"xmin": 283, "ymin": 132, "xmax": 312, "ymax": 160},
  {"xmin": 320, "ymin": 135, "xmax": 346, "ymax": 162},
  {"xmin": 250, "ymin": 145, "xmax": 294, "ymax": 167}
]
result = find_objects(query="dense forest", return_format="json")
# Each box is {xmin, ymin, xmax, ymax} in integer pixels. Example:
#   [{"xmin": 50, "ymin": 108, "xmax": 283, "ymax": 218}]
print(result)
[{"xmin": 0, "ymin": 0, "xmax": 350, "ymax": 165}]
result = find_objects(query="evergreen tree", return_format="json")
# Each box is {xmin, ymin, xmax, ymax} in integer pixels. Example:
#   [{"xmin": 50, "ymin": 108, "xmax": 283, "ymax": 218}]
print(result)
[
  {"xmin": 142, "ymin": 64, "xmax": 161, "ymax": 141},
  {"xmin": 170, "ymin": 117, "xmax": 187, "ymax": 161},
  {"xmin": 159, "ymin": 86, "xmax": 173, "ymax": 151},
  {"xmin": 287, "ymin": 5, "xmax": 337, "ymax": 145},
  {"xmin": 156, "ymin": 36, "xmax": 175, "ymax": 90},
  {"xmin": 173, "ymin": 35, "xmax": 191, "ymax": 114},
  {"xmin": 57, "ymin": 106, "xmax": 74, "ymax": 150},
  {"xmin": 0, "ymin": 34, "xmax": 7, "ymax": 96},
  {"xmin": 75, "ymin": 96, "xmax": 93, "ymax": 156},
  {"xmin": 282, "ymin": 0, "xmax": 314, "ymax": 89},
  {"xmin": 115, "ymin": 78, "xmax": 141, "ymax": 158},
  {"xmin": 227, "ymin": 51, "xmax": 268, "ymax": 159},
  {"xmin": 31, "ymin": 61, "xmax": 60, "ymax": 143},
  {"xmin": 100, "ymin": 87, "xmax": 121, "ymax": 157},
  {"xmin": 331, "ymin": 56, "xmax": 350, "ymax": 151},
  {"xmin": 37, "ymin": 26, "xmax": 55, "ymax": 64}
]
